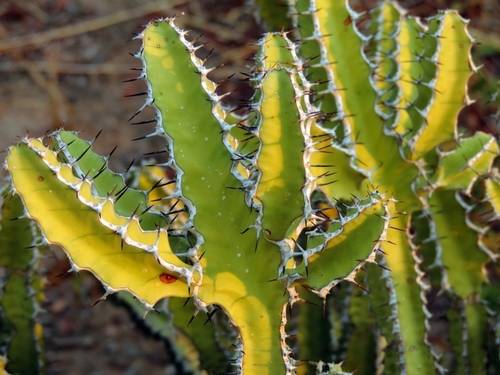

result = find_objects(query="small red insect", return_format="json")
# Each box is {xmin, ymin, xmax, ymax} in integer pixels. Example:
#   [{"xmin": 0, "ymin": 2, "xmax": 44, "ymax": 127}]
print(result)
[{"xmin": 159, "ymin": 273, "xmax": 178, "ymax": 284}]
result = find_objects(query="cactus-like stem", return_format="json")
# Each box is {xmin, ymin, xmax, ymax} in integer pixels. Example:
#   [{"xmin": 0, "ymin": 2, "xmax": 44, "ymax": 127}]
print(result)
[
  {"xmin": 3, "ymin": 1, "xmax": 500, "ymax": 374},
  {"xmin": 0, "ymin": 183, "xmax": 46, "ymax": 374},
  {"xmin": 7, "ymin": 140, "xmax": 191, "ymax": 307}
]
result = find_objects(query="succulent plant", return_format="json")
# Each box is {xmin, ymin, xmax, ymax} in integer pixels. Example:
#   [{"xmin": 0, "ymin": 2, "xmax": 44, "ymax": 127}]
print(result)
[
  {"xmin": 0, "ymin": 184, "xmax": 46, "ymax": 374},
  {"xmin": 2, "ymin": 0, "xmax": 500, "ymax": 374}
]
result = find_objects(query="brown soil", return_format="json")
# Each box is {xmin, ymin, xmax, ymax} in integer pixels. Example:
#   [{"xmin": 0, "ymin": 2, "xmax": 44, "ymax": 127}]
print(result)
[{"xmin": 0, "ymin": 1, "xmax": 499, "ymax": 374}]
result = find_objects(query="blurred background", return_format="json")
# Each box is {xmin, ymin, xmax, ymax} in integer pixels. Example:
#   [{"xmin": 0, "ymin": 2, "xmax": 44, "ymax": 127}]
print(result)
[{"xmin": 0, "ymin": 0, "xmax": 499, "ymax": 373}]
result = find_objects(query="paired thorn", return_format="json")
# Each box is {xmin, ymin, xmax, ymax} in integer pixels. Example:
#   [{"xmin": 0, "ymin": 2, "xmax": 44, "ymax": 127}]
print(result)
[
  {"xmin": 130, "ymin": 118, "xmax": 156, "ymax": 126},
  {"xmin": 124, "ymin": 91, "xmax": 149, "ymax": 98}
]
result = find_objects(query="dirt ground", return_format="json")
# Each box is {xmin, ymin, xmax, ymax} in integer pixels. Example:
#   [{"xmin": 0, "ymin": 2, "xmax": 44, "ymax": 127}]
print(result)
[{"xmin": 0, "ymin": 0, "xmax": 499, "ymax": 374}]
